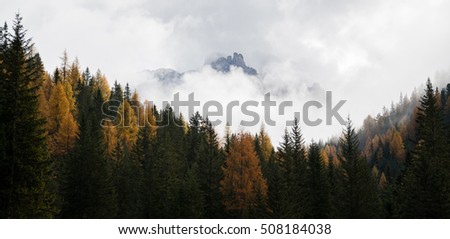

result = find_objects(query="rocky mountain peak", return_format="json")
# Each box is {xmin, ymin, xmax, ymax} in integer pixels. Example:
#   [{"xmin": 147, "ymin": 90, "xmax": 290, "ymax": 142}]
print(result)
[{"xmin": 210, "ymin": 52, "xmax": 257, "ymax": 75}]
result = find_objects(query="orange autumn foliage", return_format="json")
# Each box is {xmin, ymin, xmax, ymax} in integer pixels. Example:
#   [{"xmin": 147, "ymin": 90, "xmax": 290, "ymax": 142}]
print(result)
[{"xmin": 220, "ymin": 132, "xmax": 268, "ymax": 214}]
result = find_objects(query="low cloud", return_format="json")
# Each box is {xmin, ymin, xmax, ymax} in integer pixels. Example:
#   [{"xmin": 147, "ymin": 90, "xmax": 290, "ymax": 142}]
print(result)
[{"xmin": 2, "ymin": 0, "xmax": 450, "ymax": 142}]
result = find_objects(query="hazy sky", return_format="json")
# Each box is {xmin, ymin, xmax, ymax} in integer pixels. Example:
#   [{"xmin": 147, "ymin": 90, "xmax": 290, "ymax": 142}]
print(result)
[{"xmin": 2, "ymin": 0, "xmax": 450, "ymax": 142}]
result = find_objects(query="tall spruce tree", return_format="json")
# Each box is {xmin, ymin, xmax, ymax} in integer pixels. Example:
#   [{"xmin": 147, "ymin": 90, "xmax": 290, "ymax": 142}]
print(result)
[
  {"xmin": 289, "ymin": 118, "xmax": 308, "ymax": 218},
  {"xmin": 326, "ymin": 152, "xmax": 345, "ymax": 218},
  {"xmin": 401, "ymin": 79, "xmax": 450, "ymax": 218},
  {"xmin": 277, "ymin": 128, "xmax": 293, "ymax": 218},
  {"xmin": 264, "ymin": 149, "xmax": 281, "ymax": 218},
  {"xmin": 124, "ymin": 82, "xmax": 131, "ymax": 102},
  {"xmin": 305, "ymin": 142, "xmax": 331, "ymax": 218},
  {"xmin": 0, "ymin": 14, "xmax": 57, "ymax": 218},
  {"xmin": 148, "ymin": 105, "xmax": 187, "ymax": 218},
  {"xmin": 187, "ymin": 112, "xmax": 203, "ymax": 166},
  {"xmin": 339, "ymin": 119, "xmax": 381, "ymax": 218},
  {"xmin": 277, "ymin": 118, "xmax": 308, "ymax": 218},
  {"xmin": 197, "ymin": 117, "xmax": 223, "ymax": 218}
]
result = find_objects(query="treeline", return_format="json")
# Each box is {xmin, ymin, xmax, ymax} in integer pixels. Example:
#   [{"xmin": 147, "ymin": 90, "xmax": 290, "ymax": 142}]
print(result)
[{"xmin": 1, "ymin": 15, "xmax": 450, "ymax": 219}]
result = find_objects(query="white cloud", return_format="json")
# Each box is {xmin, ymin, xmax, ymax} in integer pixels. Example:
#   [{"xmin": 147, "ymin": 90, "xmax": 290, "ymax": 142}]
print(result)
[{"xmin": 2, "ymin": 0, "xmax": 450, "ymax": 143}]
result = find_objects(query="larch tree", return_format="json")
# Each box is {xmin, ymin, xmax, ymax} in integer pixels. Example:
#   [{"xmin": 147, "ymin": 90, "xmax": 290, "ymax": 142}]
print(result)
[
  {"xmin": 258, "ymin": 124, "xmax": 273, "ymax": 162},
  {"xmin": 63, "ymin": 80, "xmax": 76, "ymax": 116},
  {"xmin": 54, "ymin": 110, "xmax": 78, "ymax": 156},
  {"xmin": 59, "ymin": 50, "xmax": 69, "ymax": 82},
  {"xmin": 115, "ymin": 100, "xmax": 139, "ymax": 152},
  {"xmin": 67, "ymin": 58, "xmax": 81, "ymax": 94},
  {"xmin": 48, "ymin": 82, "xmax": 78, "ymax": 156},
  {"xmin": 220, "ymin": 132, "xmax": 268, "ymax": 218},
  {"xmin": 92, "ymin": 70, "xmax": 110, "ymax": 102},
  {"xmin": 48, "ymin": 83, "xmax": 69, "ymax": 133}
]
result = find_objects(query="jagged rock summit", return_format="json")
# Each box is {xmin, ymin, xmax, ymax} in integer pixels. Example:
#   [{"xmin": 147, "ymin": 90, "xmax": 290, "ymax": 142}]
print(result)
[
  {"xmin": 210, "ymin": 52, "xmax": 257, "ymax": 75},
  {"xmin": 147, "ymin": 52, "xmax": 258, "ymax": 85}
]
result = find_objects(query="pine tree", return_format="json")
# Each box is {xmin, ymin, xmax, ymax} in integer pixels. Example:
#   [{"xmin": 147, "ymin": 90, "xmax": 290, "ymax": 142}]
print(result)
[
  {"xmin": 108, "ymin": 80, "xmax": 123, "ymax": 118},
  {"xmin": 0, "ymin": 14, "xmax": 57, "ymax": 218},
  {"xmin": 197, "ymin": 117, "xmax": 223, "ymax": 218},
  {"xmin": 52, "ymin": 68, "xmax": 60, "ymax": 84},
  {"xmin": 339, "ymin": 119, "xmax": 381, "ymax": 218},
  {"xmin": 277, "ymin": 128, "xmax": 293, "ymax": 218},
  {"xmin": 255, "ymin": 125, "xmax": 273, "ymax": 182},
  {"xmin": 224, "ymin": 122, "xmax": 233, "ymax": 155},
  {"xmin": 115, "ymin": 124, "xmax": 146, "ymax": 218},
  {"xmin": 401, "ymin": 79, "xmax": 450, "ymax": 218},
  {"xmin": 305, "ymin": 142, "xmax": 330, "ymax": 218},
  {"xmin": 289, "ymin": 118, "xmax": 308, "ymax": 217},
  {"xmin": 124, "ymin": 82, "xmax": 131, "ymax": 102},
  {"xmin": 277, "ymin": 118, "xmax": 308, "ymax": 218},
  {"xmin": 148, "ymin": 105, "xmax": 187, "ymax": 218},
  {"xmin": 326, "ymin": 153, "xmax": 345, "ymax": 218},
  {"xmin": 102, "ymin": 120, "xmax": 117, "ymax": 160},
  {"xmin": 180, "ymin": 163, "xmax": 204, "ymax": 218},
  {"xmin": 187, "ymin": 112, "xmax": 203, "ymax": 166},
  {"xmin": 61, "ymin": 83, "xmax": 117, "ymax": 218},
  {"xmin": 264, "ymin": 150, "xmax": 281, "ymax": 218}
]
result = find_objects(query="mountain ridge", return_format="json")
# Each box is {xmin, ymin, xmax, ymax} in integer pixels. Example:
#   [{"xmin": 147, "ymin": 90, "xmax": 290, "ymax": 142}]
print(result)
[{"xmin": 146, "ymin": 52, "xmax": 258, "ymax": 84}]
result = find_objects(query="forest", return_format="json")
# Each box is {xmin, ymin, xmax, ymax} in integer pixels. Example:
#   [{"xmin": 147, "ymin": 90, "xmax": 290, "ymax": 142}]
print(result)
[{"xmin": 1, "ymin": 14, "xmax": 450, "ymax": 219}]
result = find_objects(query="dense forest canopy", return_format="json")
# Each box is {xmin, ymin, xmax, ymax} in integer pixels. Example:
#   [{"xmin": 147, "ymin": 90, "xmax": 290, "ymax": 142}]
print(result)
[{"xmin": 1, "ymin": 14, "xmax": 450, "ymax": 219}]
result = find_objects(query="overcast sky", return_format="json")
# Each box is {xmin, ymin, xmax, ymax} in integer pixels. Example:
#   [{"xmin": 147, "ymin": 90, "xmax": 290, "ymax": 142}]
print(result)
[{"xmin": 2, "ymin": 0, "xmax": 450, "ymax": 142}]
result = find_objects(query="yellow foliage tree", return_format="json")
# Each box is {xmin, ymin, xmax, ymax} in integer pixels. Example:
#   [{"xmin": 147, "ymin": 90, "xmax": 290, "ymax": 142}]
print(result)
[
  {"xmin": 63, "ymin": 81, "xmax": 77, "ymax": 116},
  {"xmin": 220, "ymin": 132, "xmax": 268, "ymax": 216},
  {"xmin": 258, "ymin": 124, "xmax": 273, "ymax": 162},
  {"xmin": 379, "ymin": 172, "xmax": 387, "ymax": 188},
  {"xmin": 54, "ymin": 111, "xmax": 78, "ymax": 156},
  {"xmin": 144, "ymin": 100, "xmax": 157, "ymax": 140},
  {"xmin": 68, "ymin": 58, "xmax": 82, "ymax": 89},
  {"xmin": 131, "ymin": 90, "xmax": 145, "ymax": 127},
  {"xmin": 116, "ymin": 100, "xmax": 139, "ymax": 151},
  {"xmin": 48, "ymin": 82, "xmax": 78, "ymax": 156},
  {"xmin": 48, "ymin": 83, "xmax": 69, "ymax": 135},
  {"xmin": 102, "ymin": 120, "xmax": 117, "ymax": 160},
  {"xmin": 95, "ymin": 70, "xmax": 111, "ymax": 101},
  {"xmin": 388, "ymin": 129, "xmax": 405, "ymax": 163},
  {"xmin": 320, "ymin": 149, "xmax": 330, "ymax": 166}
]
